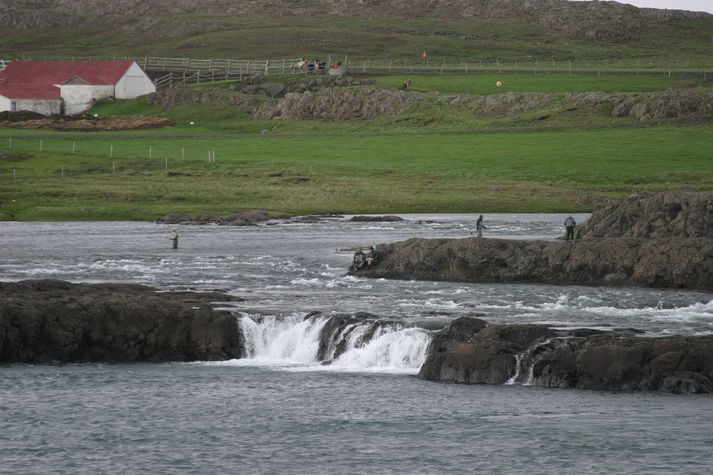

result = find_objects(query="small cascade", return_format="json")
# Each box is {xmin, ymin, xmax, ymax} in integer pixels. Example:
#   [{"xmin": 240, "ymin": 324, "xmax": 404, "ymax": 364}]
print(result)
[
  {"xmin": 238, "ymin": 313, "xmax": 431, "ymax": 373},
  {"xmin": 505, "ymin": 338, "xmax": 556, "ymax": 386},
  {"xmin": 505, "ymin": 352, "xmax": 526, "ymax": 385}
]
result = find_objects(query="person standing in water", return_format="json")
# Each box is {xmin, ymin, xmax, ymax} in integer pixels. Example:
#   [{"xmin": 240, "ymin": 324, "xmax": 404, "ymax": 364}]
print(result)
[
  {"xmin": 475, "ymin": 215, "xmax": 486, "ymax": 238},
  {"xmin": 169, "ymin": 229, "xmax": 179, "ymax": 249}
]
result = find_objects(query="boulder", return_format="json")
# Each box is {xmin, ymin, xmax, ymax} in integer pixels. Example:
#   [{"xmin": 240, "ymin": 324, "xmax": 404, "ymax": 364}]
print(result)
[{"xmin": 0, "ymin": 279, "xmax": 243, "ymax": 363}]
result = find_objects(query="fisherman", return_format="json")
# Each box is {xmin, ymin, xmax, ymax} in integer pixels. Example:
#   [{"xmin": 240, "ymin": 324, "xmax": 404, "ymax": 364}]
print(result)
[
  {"xmin": 366, "ymin": 246, "xmax": 378, "ymax": 268},
  {"xmin": 169, "ymin": 229, "xmax": 179, "ymax": 249},
  {"xmin": 475, "ymin": 215, "xmax": 486, "ymax": 238},
  {"xmin": 352, "ymin": 248, "xmax": 366, "ymax": 271},
  {"xmin": 564, "ymin": 216, "xmax": 576, "ymax": 241}
]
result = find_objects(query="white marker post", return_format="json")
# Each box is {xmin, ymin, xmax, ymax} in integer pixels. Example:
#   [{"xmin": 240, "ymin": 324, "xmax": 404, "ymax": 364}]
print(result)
[
  {"xmin": 112, "ymin": 161, "xmax": 116, "ymax": 174},
  {"xmin": 72, "ymin": 142, "xmax": 76, "ymax": 154},
  {"xmin": 149, "ymin": 146, "xmax": 153, "ymax": 160},
  {"xmin": 182, "ymin": 147, "xmax": 185, "ymax": 160},
  {"xmin": 40, "ymin": 140, "xmax": 43, "ymax": 152}
]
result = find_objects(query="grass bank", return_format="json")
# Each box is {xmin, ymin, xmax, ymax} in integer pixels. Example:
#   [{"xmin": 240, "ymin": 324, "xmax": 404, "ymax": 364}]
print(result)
[{"xmin": 1, "ymin": 126, "xmax": 712, "ymax": 220}]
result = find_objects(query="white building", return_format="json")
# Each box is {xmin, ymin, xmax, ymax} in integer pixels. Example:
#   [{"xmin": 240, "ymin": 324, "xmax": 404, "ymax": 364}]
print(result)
[{"xmin": 0, "ymin": 60, "xmax": 156, "ymax": 115}]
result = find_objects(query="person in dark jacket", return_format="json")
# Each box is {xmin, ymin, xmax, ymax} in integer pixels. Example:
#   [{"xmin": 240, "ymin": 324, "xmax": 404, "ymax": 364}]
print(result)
[{"xmin": 475, "ymin": 215, "xmax": 486, "ymax": 238}]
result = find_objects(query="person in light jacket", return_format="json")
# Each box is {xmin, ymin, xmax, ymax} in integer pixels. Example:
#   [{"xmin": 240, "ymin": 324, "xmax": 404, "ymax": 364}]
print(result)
[{"xmin": 564, "ymin": 216, "xmax": 576, "ymax": 241}]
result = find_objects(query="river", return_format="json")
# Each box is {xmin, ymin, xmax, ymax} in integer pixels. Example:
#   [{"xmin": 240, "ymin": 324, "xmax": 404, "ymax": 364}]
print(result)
[{"xmin": 1, "ymin": 214, "xmax": 712, "ymax": 473}]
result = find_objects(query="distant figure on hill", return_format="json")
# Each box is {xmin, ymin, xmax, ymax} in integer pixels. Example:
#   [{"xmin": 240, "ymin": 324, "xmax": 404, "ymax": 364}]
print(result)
[
  {"xmin": 170, "ymin": 229, "xmax": 179, "ymax": 249},
  {"xmin": 475, "ymin": 215, "xmax": 486, "ymax": 238},
  {"xmin": 564, "ymin": 216, "xmax": 576, "ymax": 241}
]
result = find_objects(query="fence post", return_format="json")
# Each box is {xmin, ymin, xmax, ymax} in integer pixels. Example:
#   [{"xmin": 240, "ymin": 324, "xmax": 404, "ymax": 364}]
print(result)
[{"xmin": 265, "ymin": 60, "xmax": 269, "ymax": 76}]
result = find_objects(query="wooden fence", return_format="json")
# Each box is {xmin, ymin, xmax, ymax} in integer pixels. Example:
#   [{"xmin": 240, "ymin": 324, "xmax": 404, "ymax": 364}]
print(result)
[{"xmin": 2, "ymin": 55, "xmax": 711, "ymax": 82}]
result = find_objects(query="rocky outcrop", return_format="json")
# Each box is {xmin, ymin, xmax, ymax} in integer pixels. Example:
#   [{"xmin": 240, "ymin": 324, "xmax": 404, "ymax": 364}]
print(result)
[
  {"xmin": 255, "ymin": 87, "xmax": 418, "ymax": 121},
  {"xmin": 576, "ymin": 190, "xmax": 713, "ymax": 239},
  {"xmin": 353, "ymin": 236, "xmax": 713, "ymax": 290},
  {"xmin": 419, "ymin": 317, "xmax": 713, "ymax": 394},
  {"xmin": 155, "ymin": 209, "xmax": 270, "ymax": 225},
  {"xmin": 0, "ymin": 279, "xmax": 243, "ymax": 363},
  {"xmin": 349, "ymin": 215, "xmax": 404, "ymax": 222},
  {"xmin": 353, "ymin": 191, "xmax": 713, "ymax": 291}
]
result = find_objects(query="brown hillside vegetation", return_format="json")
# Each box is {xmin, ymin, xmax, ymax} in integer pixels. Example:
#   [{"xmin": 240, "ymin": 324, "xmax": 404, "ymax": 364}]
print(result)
[{"xmin": 0, "ymin": 0, "xmax": 710, "ymax": 42}]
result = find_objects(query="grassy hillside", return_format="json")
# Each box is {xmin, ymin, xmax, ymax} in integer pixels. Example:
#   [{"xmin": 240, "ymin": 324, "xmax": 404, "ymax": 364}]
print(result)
[{"xmin": 2, "ymin": 1, "xmax": 713, "ymax": 67}]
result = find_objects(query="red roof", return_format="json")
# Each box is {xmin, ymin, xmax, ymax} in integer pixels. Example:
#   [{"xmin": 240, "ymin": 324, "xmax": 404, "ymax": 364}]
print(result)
[
  {"xmin": 0, "ymin": 84, "xmax": 60, "ymax": 100},
  {"xmin": 0, "ymin": 60, "xmax": 134, "ymax": 87}
]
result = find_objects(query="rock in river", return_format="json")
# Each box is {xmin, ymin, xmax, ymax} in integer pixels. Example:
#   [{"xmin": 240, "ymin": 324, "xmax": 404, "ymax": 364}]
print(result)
[
  {"xmin": 0, "ymin": 279, "xmax": 243, "ymax": 363},
  {"xmin": 351, "ymin": 191, "xmax": 713, "ymax": 291},
  {"xmin": 419, "ymin": 317, "xmax": 713, "ymax": 394}
]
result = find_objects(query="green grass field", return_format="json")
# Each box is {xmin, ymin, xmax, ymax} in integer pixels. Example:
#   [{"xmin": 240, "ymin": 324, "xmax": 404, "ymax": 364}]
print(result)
[{"xmin": 2, "ymin": 127, "xmax": 712, "ymax": 220}]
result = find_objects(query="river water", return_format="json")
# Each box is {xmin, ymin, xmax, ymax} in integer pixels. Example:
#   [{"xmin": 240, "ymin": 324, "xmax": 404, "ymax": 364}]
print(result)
[{"xmin": 2, "ymin": 215, "xmax": 713, "ymax": 473}]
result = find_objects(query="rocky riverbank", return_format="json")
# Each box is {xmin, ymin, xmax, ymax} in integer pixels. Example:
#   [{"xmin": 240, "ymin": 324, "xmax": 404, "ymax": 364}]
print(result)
[
  {"xmin": 0, "ymin": 279, "xmax": 243, "ymax": 363},
  {"xmin": 352, "ymin": 191, "xmax": 713, "ymax": 291},
  {"xmin": 419, "ymin": 316, "xmax": 713, "ymax": 394}
]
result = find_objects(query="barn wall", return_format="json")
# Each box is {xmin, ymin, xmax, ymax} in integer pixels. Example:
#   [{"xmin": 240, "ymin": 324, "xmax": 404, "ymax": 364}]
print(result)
[
  {"xmin": 11, "ymin": 99, "xmax": 61, "ymax": 115},
  {"xmin": 60, "ymin": 84, "xmax": 95, "ymax": 115},
  {"xmin": 114, "ymin": 62, "xmax": 155, "ymax": 99},
  {"xmin": 91, "ymin": 85, "xmax": 115, "ymax": 101},
  {"xmin": 0, "ymin": 95, "xmax": 11, "ymax": 112}
]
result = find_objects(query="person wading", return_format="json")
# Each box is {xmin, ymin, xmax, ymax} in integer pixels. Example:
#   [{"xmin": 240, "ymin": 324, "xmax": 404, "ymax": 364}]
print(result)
[
  {"xmin": 475, "ymin": 215, "xmax": 486, "ymax": 238},
  {"xmin": 564, "ymin": 216, "xmax": 576, "ymax": 241},
  {"xmin": 170, "ymin": 229, "xmax": 179, "ymax": 249}
]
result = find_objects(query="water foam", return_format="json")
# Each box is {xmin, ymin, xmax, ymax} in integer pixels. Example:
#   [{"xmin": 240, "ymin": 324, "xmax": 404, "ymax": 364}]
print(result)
[{"xmin": 238, "ymin": 314, "xmax": 432, "ymax": 374}]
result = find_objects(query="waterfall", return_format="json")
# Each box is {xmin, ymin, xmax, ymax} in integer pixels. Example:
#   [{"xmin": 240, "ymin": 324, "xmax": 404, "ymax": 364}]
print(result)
[
  {"xmin": 239, "ymin": 313, "xmax": 431, "ymax": 373},
  {"xmin": 240, "ymin": 313, "xmax": 328, "ymax": 363}
]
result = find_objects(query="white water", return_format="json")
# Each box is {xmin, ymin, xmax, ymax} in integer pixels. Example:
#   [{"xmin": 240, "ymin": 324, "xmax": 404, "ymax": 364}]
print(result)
[{"xmin": 236, "ymin": 314, "xmax": 431, "ymax": 374}]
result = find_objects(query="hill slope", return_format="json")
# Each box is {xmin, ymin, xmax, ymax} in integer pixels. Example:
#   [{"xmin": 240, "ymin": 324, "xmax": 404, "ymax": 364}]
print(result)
[{"xmin": 1, "ymin": 0, "xmax": 712, "ymax": 63}]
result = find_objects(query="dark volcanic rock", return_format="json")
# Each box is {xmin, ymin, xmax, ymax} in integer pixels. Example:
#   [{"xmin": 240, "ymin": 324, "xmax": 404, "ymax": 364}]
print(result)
[
  {"xmin": 353, "ymin": 236, "xmax": 713, "ymax": 291},
  {"xmin": 418, "ymin": 319, "xmax": 713, "ymax": 394},
  {"xmin": 155, "ymin": 209, "xmax": 270, "ymax": 225},
  {"xmin": 0, "ymin": 279, "xmax": 243, "ymax": 363},
  {"xmin": 576, "ymin": 191, "xmax": 713, "ymax": 239},
  {"xmin": 349, "ymin": 215, "xmax": 404, "ymax": 222}
]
